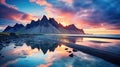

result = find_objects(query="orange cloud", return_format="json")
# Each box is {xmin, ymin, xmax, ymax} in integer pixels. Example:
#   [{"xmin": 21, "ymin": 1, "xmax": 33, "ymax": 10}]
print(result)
[
  {"xmin": 29, "ymin": 0, "xmax": 87, "ymax": 28},
  {"xmin": 30, "ymin": 0, "xmax": 100, "ymax": 29},
  {"xmin": 29, "ymin": 0, "xmax": 120, "ymax": 31},
  {"xmin": 46, "ymin": 7, "xmax": 100, "ymax": 29},
  {"xmin": 84, "ymin": 28, "xmax": 120, "ymax": 34}
]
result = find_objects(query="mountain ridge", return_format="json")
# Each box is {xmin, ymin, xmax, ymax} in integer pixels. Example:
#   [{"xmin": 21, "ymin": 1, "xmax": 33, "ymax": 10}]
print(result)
[{"xmin": 3, "ymin": 15, "xmax": 84, "ymax": 34}]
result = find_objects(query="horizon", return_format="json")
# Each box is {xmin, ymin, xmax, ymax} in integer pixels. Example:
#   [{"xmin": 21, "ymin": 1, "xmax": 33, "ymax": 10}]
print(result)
[{"xmin": 0, "ymin": 0, "xmax": 120, "ymax": 34}]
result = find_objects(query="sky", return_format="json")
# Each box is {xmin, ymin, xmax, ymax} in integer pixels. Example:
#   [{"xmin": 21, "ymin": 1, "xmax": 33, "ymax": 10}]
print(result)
[{"xmin": 0, "ymin": 0, "xmax": 120, "ymax": 34}]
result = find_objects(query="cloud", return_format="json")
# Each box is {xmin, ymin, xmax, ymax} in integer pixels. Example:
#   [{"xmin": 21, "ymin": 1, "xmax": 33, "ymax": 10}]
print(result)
[
  {"xmin": 0, "ymin": 44, "xmax": 39, "ymax": 67},
  {"xmin": 0, "ymin": 0, "xmax": 37, "ymax": 24},
  {"xmin": 37, "ymin": 51, "xmax": 116, "ymax": 67},
  {"xmin": 60, "ymin": 0, "xmax": 73, "ymax": 4},
  {"xmin": 30, "ymin": 0, "xmax": 120, "ymax": 29},
  {"xmin": 37, "ymin": 45, "xmax": 114, "ymax": 67},
  {"xmin": 0, "ymin": 26, "xmax": 5, "ymax": 32},
  {"xmin": 0, "ymin": 0, "xmax": 120, "ymax": 29},
  {"xmin": 0, "ymin": 0, "xmax": 17, "ymax": 10},
  {"xmin": 37, "ymin": 63, "xmax": 51, "ymax": 67},
  {"xmin": 30, "ymin": 0, "xmax": 52, "ymax": 7}
]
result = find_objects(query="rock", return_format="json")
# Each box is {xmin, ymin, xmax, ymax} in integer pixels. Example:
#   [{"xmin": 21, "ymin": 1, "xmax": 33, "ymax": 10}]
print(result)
[
  {"xmin": 69, "ymin": 53, "xmax": 74, "ymax": 57},
  {"xmin": 65, "ymin": 48, "xmax": 68, "ymax": 50},
  {"xmin": 67, "ymin": 51, "xmax": 72, "ymax": 53},
  {"xmin": 73, "ymin": 49, "xmax": 78, "ymax": 52}
]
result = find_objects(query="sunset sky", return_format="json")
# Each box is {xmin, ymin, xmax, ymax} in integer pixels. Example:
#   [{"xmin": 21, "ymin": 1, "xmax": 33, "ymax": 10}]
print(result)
[{"xmin": 0, "ymin": 0, "xmax": 120, "ymax": 34}]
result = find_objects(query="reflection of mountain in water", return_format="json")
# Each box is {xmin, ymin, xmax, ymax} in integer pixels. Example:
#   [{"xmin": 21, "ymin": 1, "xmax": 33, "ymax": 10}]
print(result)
[
  {"xmin": 25, "ymin": 36, "xmax": 82, "ymax": 54},
  {"xmin": 1, "ymin": 36, "xmax": 120, "ymax": 66},
  {"xmin": 0, "ymin": 36, "xmax": 82, "ymax": 54},
  {"xmin": 26, "ymin": 39, "xmax": 59, "ymax": 54}
]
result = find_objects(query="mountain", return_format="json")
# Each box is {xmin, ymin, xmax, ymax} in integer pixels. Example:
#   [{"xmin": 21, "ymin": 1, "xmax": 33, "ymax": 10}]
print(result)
[
  {"xmin": 65, "ymin": 24, "xmax": 84, "ymax": 34},
  {"xmin": 3, "ymin": 23, "xmax": 24, "ymax": 32},
  {"xmin": 3, "ymin": 15, "xmax": 84, "ymax": 34}
]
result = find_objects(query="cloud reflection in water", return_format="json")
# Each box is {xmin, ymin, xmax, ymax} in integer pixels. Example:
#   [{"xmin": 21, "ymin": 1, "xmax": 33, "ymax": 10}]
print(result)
[{"xmin": 0, "ymin": 36, "xmax": 118, "ymax": 67}]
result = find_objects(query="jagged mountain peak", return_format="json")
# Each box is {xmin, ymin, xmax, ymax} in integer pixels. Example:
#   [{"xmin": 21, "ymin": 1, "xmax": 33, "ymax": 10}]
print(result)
[
  {"xmin": 67, "ymin": 24, "xmax": 76, "ymax": 27},
  {"xmin": 31, "ymin": 20, "xmax": 36, "ymax": 23},
  {"xmin": 49, "ymin": 18, "xmax": 60, "ymax": 28},
  {"xmin": 66, "ymin": 24, "xmax": 78, "ymax": 30},
  {"xmin": 65, "ymin": 24, "xmax": 84, "ymax": 34},
  {"xmin": 36, "ymin": 19, "xmax": 40, "ymax": 22},
  {"xmin": 49, "ymin": 18, "xmax": 57, "ymax": 23},
  {"xmin": 7, "ymin": 25, "xmax": 12, "ymax": 28},
  {"xmin": 14, "ymin": 23, "xmax": 24, "ymax": 28},
  {"xmin": 39, "ymin": 15, "xmax": 50, "ymax": 26},
  {"xmin": 49, "ymin": 18, "xmax": 55, "ymax": 20},
  {"xmin": 14, "ymin": 23, "xmax": 19, "ymax": 27},
  {"xmin": 3, "ymin": 23, "xmax": 24, "ymax": 32},
  {"xmin": 3, "ymin": 26, "xmax": 12, "ymax": 32},
  {"xmin": 41, "ymin": 15, "xmax": 48, "ymax": 21},
  {"xmin": 30, "ymin": 20, "xmax": 37, "ymax": 25},
  {"xmin": 3, "ymin": 15, "xmax": 84, "ymax": 34}
]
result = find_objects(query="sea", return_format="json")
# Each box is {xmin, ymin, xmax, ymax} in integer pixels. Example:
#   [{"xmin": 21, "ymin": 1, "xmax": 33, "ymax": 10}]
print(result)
[{"xmin": 0, "ymin": 34, "xmax": 120, "ymax": 67}]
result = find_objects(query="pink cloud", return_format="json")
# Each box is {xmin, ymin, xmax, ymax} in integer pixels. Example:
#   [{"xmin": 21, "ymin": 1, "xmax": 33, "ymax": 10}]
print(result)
[
  {"xmin": 30, "ymin": 0, "xmax": 52, "ymax": 7},
  {"xmin": 29, "ymin": 0, "xmax": 98, "ymax": 29},
  {"xmin": 29, "ymin": 0, "xmax": 119, "ymax": 30},
  {"xmin": 37, "ymin": 63, "xmax": 52, "ymax": 67},
  {"xmin": 0, "ymin": 0, "xmax": 38, "ymax": 24},
  {"xmin": 0, "ymin": 0, "xmax": 17, "ymax": 10},
  {"xmin": 61, "ymin": 0, "xmax": 73, "ymax": 4}
]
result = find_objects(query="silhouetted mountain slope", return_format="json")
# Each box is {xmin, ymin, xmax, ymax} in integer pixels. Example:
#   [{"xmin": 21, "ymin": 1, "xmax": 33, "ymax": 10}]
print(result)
[
  {"xmin": 3, "ymin": 23, "xmax": 24, "ymax": 32},
  {"xmin": 3, "ymin": 15, "xmax": 84, "ymax": 34},
  {"xmin": 65, "ymin": 24, "xmax": 84, "ymax": 34}
]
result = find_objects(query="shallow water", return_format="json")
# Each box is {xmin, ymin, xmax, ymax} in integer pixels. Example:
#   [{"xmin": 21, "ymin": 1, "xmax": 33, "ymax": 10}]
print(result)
[{"xmin": 0, "ymin": 34, "xmax": 120, "ymax": 67}]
